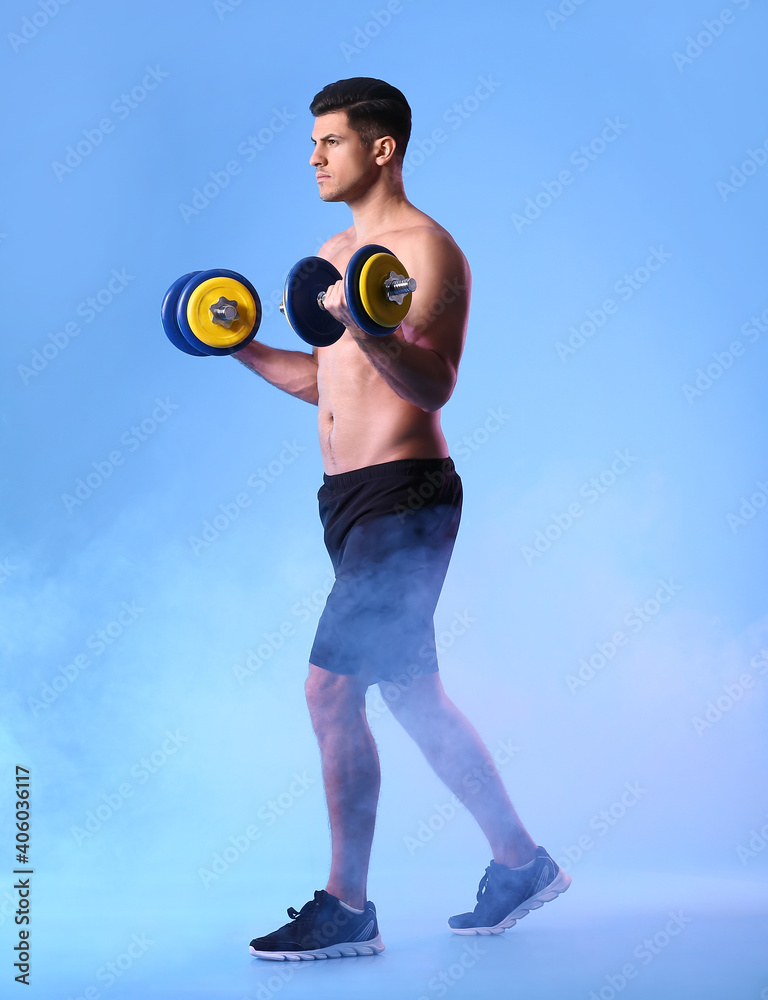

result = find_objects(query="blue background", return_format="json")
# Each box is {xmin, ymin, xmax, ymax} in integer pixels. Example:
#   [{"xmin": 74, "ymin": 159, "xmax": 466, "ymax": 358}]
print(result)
[{"xmin": 1, "ymin": 0, "xmax": 766, "ymax": 997}]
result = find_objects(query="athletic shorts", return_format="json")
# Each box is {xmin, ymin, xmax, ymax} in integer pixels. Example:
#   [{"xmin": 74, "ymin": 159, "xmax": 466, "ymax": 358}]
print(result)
[{"xmin": 309, "ymin": 457, "xmax": 462, "ymax": 684}]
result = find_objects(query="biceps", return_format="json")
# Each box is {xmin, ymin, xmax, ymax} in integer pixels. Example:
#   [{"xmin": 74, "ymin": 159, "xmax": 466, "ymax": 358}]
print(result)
[{"xmin": 405, "ymin": 303, "xmax": 467, "ymax": 375}]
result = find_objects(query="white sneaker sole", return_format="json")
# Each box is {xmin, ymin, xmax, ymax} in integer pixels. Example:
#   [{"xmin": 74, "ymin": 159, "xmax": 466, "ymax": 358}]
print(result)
[
  {"xmin": 250, "ymin": 933, "xmax": 385, "ymax": 960},
  {"xmin": 449, "ymin": 869, "xmax": 572, "ymax": 935}
]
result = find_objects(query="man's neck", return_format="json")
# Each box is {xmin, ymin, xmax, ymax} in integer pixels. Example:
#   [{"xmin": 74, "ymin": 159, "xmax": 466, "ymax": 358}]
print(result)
[{"xmin": 346, "ymin": 173, "xmax": 412, "ymax": 244}]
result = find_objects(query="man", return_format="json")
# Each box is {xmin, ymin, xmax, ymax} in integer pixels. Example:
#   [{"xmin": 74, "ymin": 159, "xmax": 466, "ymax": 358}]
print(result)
[{"xmin": 236, "ymin": 78, "xmax": 570, "ymax": 960}]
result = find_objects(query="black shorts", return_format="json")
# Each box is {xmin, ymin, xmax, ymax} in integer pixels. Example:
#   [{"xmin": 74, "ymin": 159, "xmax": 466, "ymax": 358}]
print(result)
[{"xmin": 309, "ymin": 457, "xmax": 462, "ymax": 684}]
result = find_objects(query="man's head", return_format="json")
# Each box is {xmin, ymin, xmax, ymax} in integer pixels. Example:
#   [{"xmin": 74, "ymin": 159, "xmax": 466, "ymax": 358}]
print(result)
[{"xmin": 309, "ymin": 78, "xmax": 411, "ymax": 202}]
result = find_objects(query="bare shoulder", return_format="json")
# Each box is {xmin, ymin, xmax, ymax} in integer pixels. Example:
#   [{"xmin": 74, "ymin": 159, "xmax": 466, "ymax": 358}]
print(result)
[{"xmin": 390, "ymin": 216, "xmax": 470, "ymax": 283}]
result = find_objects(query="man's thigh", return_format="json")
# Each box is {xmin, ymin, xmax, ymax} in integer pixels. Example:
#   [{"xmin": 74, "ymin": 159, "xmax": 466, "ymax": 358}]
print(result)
[
  {"xmin": 377, "ymin": 668, "xmax": 448, "ymax": 718},
  {"xmin": 310, "ymin": 507, "xmax": 457, "ymax": 681}
]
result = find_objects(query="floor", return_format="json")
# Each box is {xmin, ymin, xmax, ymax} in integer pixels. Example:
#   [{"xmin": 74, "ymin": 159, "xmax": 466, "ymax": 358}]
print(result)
[{"xmin": 24, "ymin": 866, "xmax": 768, "ymax": 999}]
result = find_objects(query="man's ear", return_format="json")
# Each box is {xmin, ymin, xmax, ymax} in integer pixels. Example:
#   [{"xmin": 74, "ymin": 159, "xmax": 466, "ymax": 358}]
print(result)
[{"xmin": 374, "ymin": 135, "xmax": 397, "ymax": 166}]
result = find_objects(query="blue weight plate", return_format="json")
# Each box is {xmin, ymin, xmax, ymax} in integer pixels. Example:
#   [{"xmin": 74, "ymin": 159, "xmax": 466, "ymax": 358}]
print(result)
[
  {"xmin": 161, "ymin": 271, "xmax": 206, "ymax": 356},
  {"xmin": 176, "ymin": 269, "xmax": 262, "ymax": 356},
  {"xmin": 283, "ymin": 256, "xmax": 344, "ymax": 348},
  {"xmin": 345, "ymin": 243, "xmax": 396, "ymax": 338}
]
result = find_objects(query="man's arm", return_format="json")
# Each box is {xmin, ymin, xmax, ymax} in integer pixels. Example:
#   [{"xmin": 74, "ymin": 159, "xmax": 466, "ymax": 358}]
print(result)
[
  {"xmin": 233, "ymin": 340, "xmax": 319, "ymax": 405},
  {"xmin": 322, "ymin": 230, "xmax": 470, "ymax": 412},
  {"xmin": 350, "ymin": 332, "xmax": 454, "ymax": 413}
]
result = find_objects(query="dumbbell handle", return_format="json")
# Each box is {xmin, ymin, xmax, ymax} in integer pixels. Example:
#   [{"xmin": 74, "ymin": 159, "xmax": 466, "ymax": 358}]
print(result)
[
  {"xmin": 212, "ymin": 303, "xmax": 237, "ymax": 320},
  {"xmin": 316, "ymin": 273, "xmax": 417, "ymax": 311},
  {"xmin": 210, "ymin": 299, "xmax": 239, "ymax": 323}
]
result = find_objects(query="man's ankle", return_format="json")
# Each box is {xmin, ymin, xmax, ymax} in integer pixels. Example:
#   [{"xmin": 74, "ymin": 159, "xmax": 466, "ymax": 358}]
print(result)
[
  {"xmin": 326, "ymin": 887, "xmax": 366, "ymax": 910},
  {"xmin": 493, "ymin": 844, "xmax": 538, "ymax": 869}
]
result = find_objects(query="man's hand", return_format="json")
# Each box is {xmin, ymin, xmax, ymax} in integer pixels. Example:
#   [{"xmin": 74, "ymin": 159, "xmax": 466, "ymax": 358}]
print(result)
[{"xmin": 320, "ymin": 278, "xmax": 365, "ymax": 338}]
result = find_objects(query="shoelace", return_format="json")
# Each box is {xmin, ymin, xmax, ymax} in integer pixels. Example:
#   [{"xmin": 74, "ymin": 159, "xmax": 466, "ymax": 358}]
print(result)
[
  {"xmin": 475, "ymin": 866, "xmax": 492, "ymax": 904},
  {"xmin": 287, "ymin": 890, "xmax": 324, "ymax": 921}
]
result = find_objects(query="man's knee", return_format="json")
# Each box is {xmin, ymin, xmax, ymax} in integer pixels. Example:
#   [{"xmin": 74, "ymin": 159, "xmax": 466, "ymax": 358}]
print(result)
[
  {"xmin": 305, "ymin": 663, "xmax": 367, "ymax": 727},
  {"xmin": 304, "ymin": 662, "xmax": 334, "ymax": 711}
]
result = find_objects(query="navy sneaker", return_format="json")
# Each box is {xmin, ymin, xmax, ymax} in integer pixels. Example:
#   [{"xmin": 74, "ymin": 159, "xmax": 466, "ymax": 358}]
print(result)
[
  {"xmin": 249, "ymin": 889, "xmax": 384, "ymax": 960},
  {"xmin": 448, "ymin": 847, "xmax": 571, "ymax": 935}
]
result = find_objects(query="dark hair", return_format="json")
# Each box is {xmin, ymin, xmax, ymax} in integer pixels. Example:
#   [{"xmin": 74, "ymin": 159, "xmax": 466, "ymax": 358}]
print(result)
[{"xmin": 310, "ymin": 77, "xmax": 411, "ymax": 163}]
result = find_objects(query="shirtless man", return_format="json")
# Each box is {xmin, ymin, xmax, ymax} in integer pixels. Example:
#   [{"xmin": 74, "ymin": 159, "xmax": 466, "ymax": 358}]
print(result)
[{"xmin": 238, "ymin": 78, "xmax": 570, "ymax": 960}]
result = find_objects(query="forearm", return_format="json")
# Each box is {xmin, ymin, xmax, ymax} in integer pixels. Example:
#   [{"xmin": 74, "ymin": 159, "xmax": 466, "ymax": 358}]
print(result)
[
  {"xmin": 233, "ymin": 339, "xmax": 319, "ymax": 405},
  {"xmin": 353, "ymin": 333, "xmax": 453, "ymax": 412}
]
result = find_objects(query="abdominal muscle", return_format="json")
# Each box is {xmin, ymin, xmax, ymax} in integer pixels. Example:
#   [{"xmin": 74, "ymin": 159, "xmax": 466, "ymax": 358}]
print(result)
[{"xmin": 317, "ymin": 331, "xmax": 449, "ymax": 475}]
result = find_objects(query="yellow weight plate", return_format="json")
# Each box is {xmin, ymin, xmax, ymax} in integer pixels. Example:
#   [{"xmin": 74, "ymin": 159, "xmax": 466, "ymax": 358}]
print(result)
[
  {"xmin": 186, "ymin": 276, "xmax": 258, "ymax": 348},
  {"xmin": 358, "ymin": 253, "xmax": 412, "ymax": 329}
]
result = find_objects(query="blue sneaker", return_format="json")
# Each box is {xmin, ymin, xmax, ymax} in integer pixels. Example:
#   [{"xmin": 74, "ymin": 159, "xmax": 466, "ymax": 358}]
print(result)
[
  {"xmin": 249, "ymin": 889, "xmax": 384, "ymax": 960},
  {"xmin": 448, "ymin": 847, "xmax": 571, "ymax": 935}
]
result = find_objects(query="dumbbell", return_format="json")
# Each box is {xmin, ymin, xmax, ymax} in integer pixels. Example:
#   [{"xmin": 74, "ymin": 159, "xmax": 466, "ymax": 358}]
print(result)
[
  {"xmin": 280, "ymin": 244, "xmax": 417, "ymax": 347},
  {"xmin": 161, "ymin": 244, "xmax": 416, "ymax": 355},
  {"xmin": 161, "ymin": 269, "xmax": 262, "ymax": 356}
]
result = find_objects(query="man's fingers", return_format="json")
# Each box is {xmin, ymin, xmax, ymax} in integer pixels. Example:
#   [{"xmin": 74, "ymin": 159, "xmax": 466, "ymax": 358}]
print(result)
[{"xmin": 322, "ymin": 280, "xmax": 348, "ymax": 320}]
